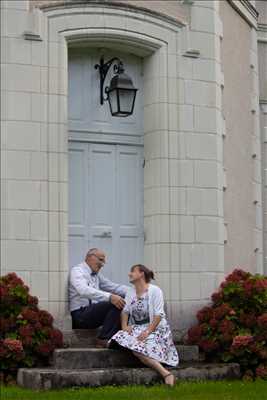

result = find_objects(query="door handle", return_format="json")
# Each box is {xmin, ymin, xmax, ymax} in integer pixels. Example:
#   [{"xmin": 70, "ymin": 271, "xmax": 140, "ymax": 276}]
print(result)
[{"xmin": 99, "ymin": 231, "xmax": 112, "ymax": 238}]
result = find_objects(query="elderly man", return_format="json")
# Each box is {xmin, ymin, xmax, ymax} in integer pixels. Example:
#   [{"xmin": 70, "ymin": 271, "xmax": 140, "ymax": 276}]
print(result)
[{"xmin": 69, "ymin": 248, "xmax": 129, "ymax": 347}]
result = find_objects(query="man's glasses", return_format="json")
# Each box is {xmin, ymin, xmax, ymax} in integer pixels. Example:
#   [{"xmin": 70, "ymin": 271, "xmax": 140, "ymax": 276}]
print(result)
[{"xmin": 92, "ymin": 254, "xmax": 106, "ymax": 264}]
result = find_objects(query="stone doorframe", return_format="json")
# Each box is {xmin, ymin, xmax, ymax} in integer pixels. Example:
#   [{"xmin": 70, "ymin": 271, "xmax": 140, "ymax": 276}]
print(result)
[{"xmin": 37, "ymin": 1, "xmax": 225, "ymax": 332}]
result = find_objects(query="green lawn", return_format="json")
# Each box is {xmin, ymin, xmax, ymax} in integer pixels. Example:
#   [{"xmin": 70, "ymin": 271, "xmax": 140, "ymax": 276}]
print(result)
[{"xmin": 1, "ymin": 381, "xmax": 267, "ymax": 400}]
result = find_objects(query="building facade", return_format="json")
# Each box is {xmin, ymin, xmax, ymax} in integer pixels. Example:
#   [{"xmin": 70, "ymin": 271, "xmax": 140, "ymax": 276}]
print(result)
[{"xmin": 1, "ymin": 0, "xmax": 266, "ymax": 337}]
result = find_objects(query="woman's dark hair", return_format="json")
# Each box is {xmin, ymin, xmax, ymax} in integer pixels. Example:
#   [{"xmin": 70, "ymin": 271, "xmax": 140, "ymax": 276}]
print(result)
[{"xmin": 131, "ymin": 264, "xmax": 155, "ymax": 283}]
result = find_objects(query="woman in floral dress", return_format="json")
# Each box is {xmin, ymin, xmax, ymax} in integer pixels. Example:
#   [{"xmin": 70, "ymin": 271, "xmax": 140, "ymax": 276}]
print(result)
[{"xmin": 109, "ymin": 264, "xmax": 179, "ymax": 386}]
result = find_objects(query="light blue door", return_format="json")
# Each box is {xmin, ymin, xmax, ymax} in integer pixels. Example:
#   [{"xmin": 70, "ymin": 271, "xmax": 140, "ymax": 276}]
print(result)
[{"xmin": 69, "ymin": 141, "xmax": 144, "ymax": 284}]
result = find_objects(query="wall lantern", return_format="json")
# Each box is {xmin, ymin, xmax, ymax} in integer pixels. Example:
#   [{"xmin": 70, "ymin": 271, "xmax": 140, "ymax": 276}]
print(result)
[{"xmin": 94, "ymin": 56, "xmax": 138, "ymax": 117}]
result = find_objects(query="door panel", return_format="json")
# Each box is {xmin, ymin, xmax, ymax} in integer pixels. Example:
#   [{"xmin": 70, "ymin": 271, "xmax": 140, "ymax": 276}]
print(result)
[
  {"xmin": 90, "ymin": 144, "xmax": 115, "ymax": 228},
  {"xmin": 68, "ymin": 56, "xmax": 85, "ymax": 121},
  {"xmin": 89, "ymin": 144, "xmax": 115, "ymax": 276},
  {"xmin": 118, "ymin": 147, "xmax": 139, "ymax": 227},
  {"xmin": 68, "ymin": 142, "xmax": 144, "ymax": 284},
  {"xmin": 117, "ymin": 145, "xmax": 144, "ymax": 283},
  {"xmin": 68, "ymin": 143, "xmax": 88, "ymax": 268}
]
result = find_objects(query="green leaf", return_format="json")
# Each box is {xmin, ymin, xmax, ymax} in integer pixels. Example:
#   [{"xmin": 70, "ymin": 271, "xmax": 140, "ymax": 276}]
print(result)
[
  {"xmin": 6, "ymin": 332, "xmax": 18, "ymax": 340},
  {"xmin": 221, "ymin": 353, "xmax": 233, "ymax": 362}
]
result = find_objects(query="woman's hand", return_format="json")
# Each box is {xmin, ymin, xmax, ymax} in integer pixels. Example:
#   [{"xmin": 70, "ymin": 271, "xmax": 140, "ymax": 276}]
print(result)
[
  {"xmin": 137, "ymin": 329, "xmax": 150, "ymax": 342},
  {"xmin": 123, "ymin": 325, "xmax": 133, "ymax": 334}
]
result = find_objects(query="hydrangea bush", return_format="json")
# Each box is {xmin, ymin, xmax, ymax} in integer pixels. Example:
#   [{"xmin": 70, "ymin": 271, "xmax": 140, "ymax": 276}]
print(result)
[
  {"xmin": 187, "ymin": 269, "xmax": 267, "ymax": 380},
  {"xmin": 0, "ymin": 272, "xmax": 63, "ymax": 383}
]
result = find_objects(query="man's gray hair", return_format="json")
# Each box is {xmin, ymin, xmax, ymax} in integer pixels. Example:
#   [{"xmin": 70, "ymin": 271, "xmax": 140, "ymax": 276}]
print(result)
[{"xmin": 86, "ymin": 248, "xmax": 99, "ymax": 258}]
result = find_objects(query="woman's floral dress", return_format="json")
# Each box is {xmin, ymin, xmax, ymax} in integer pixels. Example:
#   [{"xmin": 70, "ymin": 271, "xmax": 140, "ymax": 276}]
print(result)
[{"xmin": 109, "ymin": 290, "xmax": 179, "ymax": 367}]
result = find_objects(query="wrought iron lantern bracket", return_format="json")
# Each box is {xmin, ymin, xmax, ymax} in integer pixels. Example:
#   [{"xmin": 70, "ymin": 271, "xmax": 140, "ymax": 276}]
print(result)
[{"xmin": 94, "ymin": 56, "xmax": 124, "ymax": 105}]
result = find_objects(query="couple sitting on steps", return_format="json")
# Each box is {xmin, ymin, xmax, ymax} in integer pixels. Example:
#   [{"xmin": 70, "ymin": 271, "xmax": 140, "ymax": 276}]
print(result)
[{"xmin": 68, "ymin": 248, "xmax": 179, "ymax": 386}]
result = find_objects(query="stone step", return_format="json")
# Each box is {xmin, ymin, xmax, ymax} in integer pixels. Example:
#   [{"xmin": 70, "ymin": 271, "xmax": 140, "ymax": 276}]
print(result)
[
  {"xmin": 63, "ymin": 329, "xmax": 100, "ymax": 348},
  {"xmin": 17, "ymin": 363, "xmax": 241, "ymax": 390},
  {"xmin": 62, "ymin": 329, "xmax": 184, "ymax": 348},
  {"xmin": 53, "ymin": 345, "xmax": 199, "ymax": 369}
]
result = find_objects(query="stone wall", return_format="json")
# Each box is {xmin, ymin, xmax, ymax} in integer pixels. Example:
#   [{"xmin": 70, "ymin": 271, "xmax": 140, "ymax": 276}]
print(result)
[
  {"xmin": 256, "ymin": 0, "xmax": 267, "ymax": 275},
  {"xmin": 220, "ymin": 0, "xmax": 263, "ymax": 274},
  {"xmin": 30, "ymin": 0, "xmax": 190, "ymax": 24},
  {"xmin": 1, "ymin": 0, "xmax": 68, "ymax": 317}
]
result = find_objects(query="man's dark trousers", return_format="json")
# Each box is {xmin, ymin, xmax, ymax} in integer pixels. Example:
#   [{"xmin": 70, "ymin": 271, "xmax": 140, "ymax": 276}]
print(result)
[{"xmin": 71, "ymin": 301, "xmax": 121, "ymax": 340}]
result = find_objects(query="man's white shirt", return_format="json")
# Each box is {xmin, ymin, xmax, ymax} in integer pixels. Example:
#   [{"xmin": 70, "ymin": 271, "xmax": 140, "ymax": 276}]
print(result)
[{"xmin": 69, "ymin": 261, "xmax": 129, "ymax": 312}]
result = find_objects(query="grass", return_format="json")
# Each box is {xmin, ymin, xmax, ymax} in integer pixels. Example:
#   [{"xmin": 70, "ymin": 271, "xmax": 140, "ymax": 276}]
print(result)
[{"xmin": 1, "ymin": 381, "xmax": 267, "ymax": 400}]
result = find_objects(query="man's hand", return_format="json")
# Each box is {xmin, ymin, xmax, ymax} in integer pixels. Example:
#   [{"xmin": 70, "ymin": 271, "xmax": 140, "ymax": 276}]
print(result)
[
  {"xmin": 110, "ymin": 294, "xmax": 126, "ymax": 310},
  {"xmin": 137, "ymin": 329, "xmax": 150, "ymax": 342},
  {"xmin": 122, "ymin": 325, "xmax": 133, "ymax": 334}
]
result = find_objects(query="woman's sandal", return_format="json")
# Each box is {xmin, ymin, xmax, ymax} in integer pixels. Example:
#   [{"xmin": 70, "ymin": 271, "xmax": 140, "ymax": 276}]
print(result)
[{"xmin": 163, "ymin": 372, "xmax": 176, "ymax": 387}]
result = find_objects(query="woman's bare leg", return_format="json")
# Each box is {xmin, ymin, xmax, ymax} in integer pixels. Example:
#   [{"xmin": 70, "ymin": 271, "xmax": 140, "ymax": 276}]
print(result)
[{"xmin": 132, "ymin": 351, "xmax": 175, "ymax": 385}]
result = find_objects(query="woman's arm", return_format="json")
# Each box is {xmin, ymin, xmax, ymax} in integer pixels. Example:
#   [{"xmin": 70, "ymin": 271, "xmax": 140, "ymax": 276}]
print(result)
[
  {"xmin": 121, "ymin": 311, "xmax": 133, "ymax": 334},
  {"xmin": 152, "ymin": 287, "xmax": 165, "ymax": 319},
  {"xmin": 147, "ymin": 315, "xmax": 162, "ymax": 334},
  {"xmin": 137, "ymin": 315, "xmax": 161, "ymax": 341},
  {"xmin": 121, "ymin": 311, "xmax": 129, "ymax": 330},
  {"xmin": 137, "ymin": 287, "xmax": 165, "ymax": 341}
]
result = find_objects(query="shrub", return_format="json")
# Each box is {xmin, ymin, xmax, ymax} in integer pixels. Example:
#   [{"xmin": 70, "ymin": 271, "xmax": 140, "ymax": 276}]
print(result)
[
  {"xmin": 186, "ymin": 268, "xmax": 267, "ymax": 380},
  {"xmin": 0, "ymin": 272, "xmax": 63, "ymax": 383}
]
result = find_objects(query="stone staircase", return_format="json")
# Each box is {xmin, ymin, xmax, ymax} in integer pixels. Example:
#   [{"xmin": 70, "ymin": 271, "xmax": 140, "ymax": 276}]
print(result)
[{"xmin": 17, "ymin": 330, "xmax": 241, "ymax": 390}]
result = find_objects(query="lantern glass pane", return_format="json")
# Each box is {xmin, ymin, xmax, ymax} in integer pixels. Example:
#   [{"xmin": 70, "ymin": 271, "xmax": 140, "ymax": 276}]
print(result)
[
  {"xmin": 108, "ymin": 89, "xmax": 119, "ymax": 115},
  {"xmin": 118, "ymin": 89, "xmax": 135, "ymax": 113}
]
